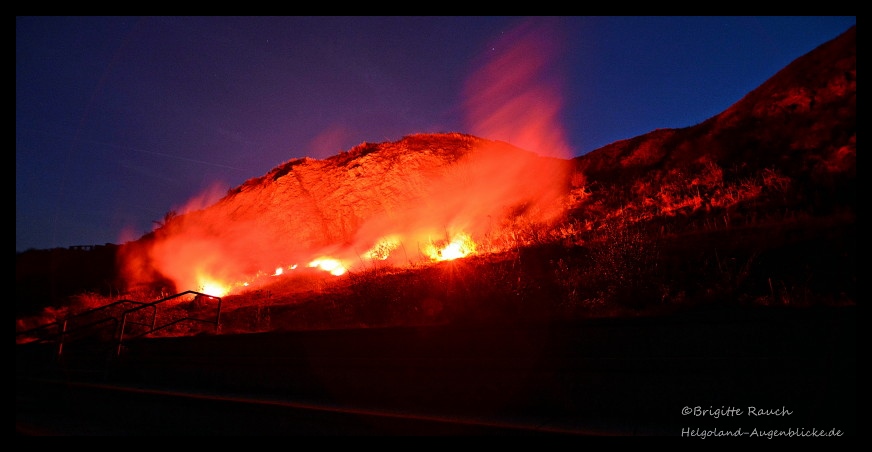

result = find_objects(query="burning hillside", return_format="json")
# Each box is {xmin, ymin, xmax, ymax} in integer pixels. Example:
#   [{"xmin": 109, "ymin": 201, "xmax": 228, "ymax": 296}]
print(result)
[{"xmin": 117, "ymin": 133, "xmax": 573, "ymax": 298}]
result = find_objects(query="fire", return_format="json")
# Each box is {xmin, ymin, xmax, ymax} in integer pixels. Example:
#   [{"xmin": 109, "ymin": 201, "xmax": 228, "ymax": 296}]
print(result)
[
  {"xmin": 424, "ymin": 232, "xmax": 477, "ymax": 261},
  {"xmin": 362, "ymin": 235, "xmax": 401, "ymax": 261},
  {"xmin": 308, "ymin": 257, "xmax": 347, "ymax": 276},
  {"xmin": 199, "ymin": 279, "xmax": 230, "ymax": 297}
]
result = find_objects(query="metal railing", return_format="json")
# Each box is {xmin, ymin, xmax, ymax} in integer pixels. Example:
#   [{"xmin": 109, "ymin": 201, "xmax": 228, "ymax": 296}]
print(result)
[
  {"xmin": 116, "ymin": 290, "xmax": 222, "ymax": 356},
  {"xmin": 16, "ymin": 290, "xmax": 222, "ymax": 361},
  {"xmin": 17, "ymin": 299, "xmax": 148, "ymax": 358}
]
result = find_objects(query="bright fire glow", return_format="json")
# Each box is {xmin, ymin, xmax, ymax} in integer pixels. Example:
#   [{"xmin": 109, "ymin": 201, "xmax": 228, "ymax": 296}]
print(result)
[
  {"xmin": 200, "ymin": 280, "xmax": 230, "ymax": 297},
  {"xmin": 272, "ymin": 267, "xmax": 283, "ymax": 276},
  {"xmin": 424, "ymin": 232, "xmax": 477, "ymax": 261},
  {"xmin": 308, "ymin": 257, "xmax": 347, "ymax": 276}
]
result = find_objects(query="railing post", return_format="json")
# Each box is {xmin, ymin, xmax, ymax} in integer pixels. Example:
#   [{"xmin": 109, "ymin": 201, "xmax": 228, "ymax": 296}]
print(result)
[
  {"xmin": 57, "ymin": 319, "xmax": 68, "ymax": 360},
  {"xmin": 116, "ymin": 314, "xmax": 128, "ymax": 357},
  {"xmin": 215, "ymin": 297, "xmax": 222, "ymax": 333}
]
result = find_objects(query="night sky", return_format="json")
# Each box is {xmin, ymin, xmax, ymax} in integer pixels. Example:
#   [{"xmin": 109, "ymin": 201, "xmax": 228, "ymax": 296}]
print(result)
[{"xmin": 16, "ymin": 16, "xmax": 856, "ymax": 252}]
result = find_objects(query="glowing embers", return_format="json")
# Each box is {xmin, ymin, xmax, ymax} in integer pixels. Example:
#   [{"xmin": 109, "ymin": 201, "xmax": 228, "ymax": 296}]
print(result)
[
  {"xmin": 423, "ymin": 232, "xmax": 477, "ymax": 261},
  {"xmin": 308, "ymin": 257, "xmax": 348, "ymax": 276}
]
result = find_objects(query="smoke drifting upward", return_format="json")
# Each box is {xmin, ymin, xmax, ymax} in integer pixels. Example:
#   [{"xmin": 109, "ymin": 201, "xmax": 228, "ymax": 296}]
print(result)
[
  {"xmin": 116, "ymin": 19, "xmax": 575, "ymax": 298},
  {"xmin": 463, "ymin": 18, "xmax": 572, "ymax": 160}
]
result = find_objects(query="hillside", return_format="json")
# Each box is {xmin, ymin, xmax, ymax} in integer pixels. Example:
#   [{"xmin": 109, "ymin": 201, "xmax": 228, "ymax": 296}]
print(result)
[{"xmin": 16, "ymin": 26, "xmax": 855, "ymax": 336}]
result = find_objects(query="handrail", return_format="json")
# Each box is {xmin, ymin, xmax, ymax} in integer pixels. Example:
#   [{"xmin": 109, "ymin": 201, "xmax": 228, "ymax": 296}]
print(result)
[
  {"xmin": 17, "ymin": 290, "xmax": 222, "ymax": 362},
  {"xmin": 57, "ymin": 316, "xmax": 119, "ymax": 360},
  {"xmin": 15, "ymin": 321, "xmax": 62, "ymax": 345},
  {"xmin": 16, "ymin": 299, "xmax": 148, "ymax": 348},
  {"xmin": 121, "ymin": 316, "xmax": 217, "ymax": 342},
  {"xmin": 117, "ymin": 290, "xmax": 222, "ymax": 356}
]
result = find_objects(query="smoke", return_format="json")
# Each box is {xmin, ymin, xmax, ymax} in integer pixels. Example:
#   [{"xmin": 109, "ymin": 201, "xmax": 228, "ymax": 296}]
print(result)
[{"xmin": 463, "ymin": 17, "xmax": 572, "ymax": 160}]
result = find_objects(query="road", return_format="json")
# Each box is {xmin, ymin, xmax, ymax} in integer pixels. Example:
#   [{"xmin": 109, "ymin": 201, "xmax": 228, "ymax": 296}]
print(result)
[{"xmin": 16, "ymin": 306, "xmax": 856, "ymax": 436}]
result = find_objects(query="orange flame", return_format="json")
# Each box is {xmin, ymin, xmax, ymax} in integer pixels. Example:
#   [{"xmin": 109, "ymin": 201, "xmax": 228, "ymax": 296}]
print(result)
[
  {"xmin": 362, "ymin": 235, "xmax": 402, "ymax": 261},
  {"xmin": 308, "ymin": 257, "xmax": 348, "ymax": 276},
  {"xmin": 423, "ymin": 232, "xmax": 476, "ymax": 261},
  {"xmin": 199, "ymin": 278, "xmax": 230, "ymax": 298}
]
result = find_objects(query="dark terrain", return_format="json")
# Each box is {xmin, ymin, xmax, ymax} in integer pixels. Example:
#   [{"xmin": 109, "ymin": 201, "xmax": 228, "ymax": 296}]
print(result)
[{"xmin": 17, "ymin": 305, "xmax": 856, "ymax": 436}]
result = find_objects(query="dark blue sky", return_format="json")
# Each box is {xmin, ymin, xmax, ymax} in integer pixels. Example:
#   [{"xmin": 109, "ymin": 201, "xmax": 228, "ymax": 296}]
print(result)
[{"xmin": 16, "ymin": 16, "xmax": 856, "ymax": 252}]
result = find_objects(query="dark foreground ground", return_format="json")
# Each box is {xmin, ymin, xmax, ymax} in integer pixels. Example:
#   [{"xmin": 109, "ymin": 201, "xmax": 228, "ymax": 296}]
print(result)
[{"xmin": 16, "ymin": 305, "xmax": 856, "ymax": 436}]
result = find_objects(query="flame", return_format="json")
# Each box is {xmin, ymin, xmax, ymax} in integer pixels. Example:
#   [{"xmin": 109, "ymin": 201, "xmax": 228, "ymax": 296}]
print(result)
[
  {"xmin": 362, "ymin": 235, "xmax": 402, "ymax": 261},
  {"xmin": 199, "ymin": 278, "xmax": 230, "ymax": 297},
  {"xmin": 424, "ymin": 232, "xmax": 477, "ymax": 261},
  {"xmin": 308, "ymin": 257, "xmax": 347, "ymax": 276}
]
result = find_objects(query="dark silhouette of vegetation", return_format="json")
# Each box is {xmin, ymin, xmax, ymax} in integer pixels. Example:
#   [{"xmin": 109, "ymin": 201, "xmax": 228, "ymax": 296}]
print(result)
[{"xmin": 152, "ymin": 210, "xmax": 178, "ymax": 230}]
